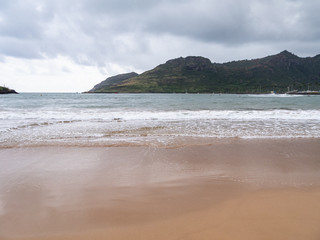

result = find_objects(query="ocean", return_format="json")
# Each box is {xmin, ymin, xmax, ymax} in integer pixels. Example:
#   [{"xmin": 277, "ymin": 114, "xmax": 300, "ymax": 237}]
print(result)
[{"xmin": 0, "ymin": 93, "xmax": 319, "ymax": 147}]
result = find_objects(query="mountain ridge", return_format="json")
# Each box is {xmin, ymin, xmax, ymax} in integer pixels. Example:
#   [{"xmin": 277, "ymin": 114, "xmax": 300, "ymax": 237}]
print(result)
[{"xmin": 88, "ymin": 51, "xmax": 320, "ymax": 93}]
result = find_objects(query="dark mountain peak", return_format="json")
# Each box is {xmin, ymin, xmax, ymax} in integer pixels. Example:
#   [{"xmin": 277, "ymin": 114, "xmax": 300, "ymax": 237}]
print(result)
[
  {"xmin": 163, "ymin": 56, "xmax": 213, "ymax": 71},
  {"xmin": 165, "ymin": 56, "xmax": 211, "ymax": 65},
  {"xmin": 266, "ymin": 50, "xmax": 301, "ymax": 67},
  {"xmin": 277, "ymin": 50, "xmax": 299, "ymax": 58}
]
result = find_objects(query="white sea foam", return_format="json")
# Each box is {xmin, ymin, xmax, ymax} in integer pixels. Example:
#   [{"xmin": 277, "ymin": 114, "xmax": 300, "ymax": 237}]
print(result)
[
  {"xmin": 1, "ymin": 93, "xmax": 320, "ymax": 147},
  {"xmin": 1, "ymin": 109, "xmax": 320, "ymax": 122},
  {"xmin": 247, "ymin": 94, "xmax": 304, "ymax": 98}
]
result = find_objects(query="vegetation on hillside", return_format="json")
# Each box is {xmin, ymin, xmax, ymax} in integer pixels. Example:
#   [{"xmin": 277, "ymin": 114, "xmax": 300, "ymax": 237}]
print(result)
[
  {"xmin": 88, "ymin": 51, "xmax": 320, "ymax": 93},
  {"xmin": 87, "ymin": 72, "xmax": 138, "ymax": 93}
]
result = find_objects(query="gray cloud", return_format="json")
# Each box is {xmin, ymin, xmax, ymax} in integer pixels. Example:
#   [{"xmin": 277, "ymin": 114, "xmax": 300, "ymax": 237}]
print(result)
[{"xmin": 0, "ymin": 0, "xmax": 319, "ymax": 70}]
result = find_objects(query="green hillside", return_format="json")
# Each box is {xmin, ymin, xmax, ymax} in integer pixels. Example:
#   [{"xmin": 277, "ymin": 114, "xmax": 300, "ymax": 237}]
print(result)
[{"xmin": 89, "ymin": 51, "xmax": 320, "ymax": 93}]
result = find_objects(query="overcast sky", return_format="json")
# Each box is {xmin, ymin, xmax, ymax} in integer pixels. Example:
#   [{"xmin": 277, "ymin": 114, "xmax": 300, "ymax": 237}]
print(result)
[{"xmin": 0, "ymin": 0, "xmax": 319, "ymax": 92}]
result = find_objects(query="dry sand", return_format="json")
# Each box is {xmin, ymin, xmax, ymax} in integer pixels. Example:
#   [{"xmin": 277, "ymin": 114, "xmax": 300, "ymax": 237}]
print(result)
[{"xmin": 0, "ymin": 139, "xmax": 320, "ymax": 240}]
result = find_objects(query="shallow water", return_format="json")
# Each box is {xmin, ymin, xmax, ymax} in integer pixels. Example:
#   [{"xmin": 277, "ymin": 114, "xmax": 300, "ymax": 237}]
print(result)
[{"xmin": 1, "ymin": 93, "xmax": 319, "ymax": 147}]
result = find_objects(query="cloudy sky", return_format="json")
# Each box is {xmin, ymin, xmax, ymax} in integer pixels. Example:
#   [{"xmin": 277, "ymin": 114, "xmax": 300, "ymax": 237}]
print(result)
[{"xmin": 0, "ymin": 0, "xmax": 319, "ymax": 92}]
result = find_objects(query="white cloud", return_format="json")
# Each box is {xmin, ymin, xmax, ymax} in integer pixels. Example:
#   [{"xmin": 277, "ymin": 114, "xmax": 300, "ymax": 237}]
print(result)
[{"xmin": 0, "ymin": 56, "xmax": 104, "ymax": 92}]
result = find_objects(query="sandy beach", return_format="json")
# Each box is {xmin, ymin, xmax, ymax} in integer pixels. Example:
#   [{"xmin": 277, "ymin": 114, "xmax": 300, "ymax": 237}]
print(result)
[{"xmin": 1, "ymin": 139, "xmax": 320, "ymax": 240}]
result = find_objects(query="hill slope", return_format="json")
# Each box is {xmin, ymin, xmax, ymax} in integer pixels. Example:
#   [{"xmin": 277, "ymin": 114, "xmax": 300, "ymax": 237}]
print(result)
[
  {"xmin": 89, "ymin": 51, "xmax": 320, "ymax": 93},
  {"xmin": 87, "ymin": 72, "xmax": 138, "ymax": 93},
  {"xmin": 0, "ymin": 86, "xmax": 18, "ymax": 94}
]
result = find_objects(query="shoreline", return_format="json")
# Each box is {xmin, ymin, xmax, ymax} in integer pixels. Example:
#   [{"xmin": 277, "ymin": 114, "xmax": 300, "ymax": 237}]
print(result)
[
  {"xmin": 1, "ymin": 136, "xmax": 320, "ymax": 149},
  {"xmin": 1, "ymin": 138, "xmax": 320, "ymax": 239}
]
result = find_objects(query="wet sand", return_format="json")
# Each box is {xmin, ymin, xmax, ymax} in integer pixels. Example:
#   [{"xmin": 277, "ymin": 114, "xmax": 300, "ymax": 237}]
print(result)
[{"xmin": 1, "ymin": 139, "xmax": 320, "ymax": 240}]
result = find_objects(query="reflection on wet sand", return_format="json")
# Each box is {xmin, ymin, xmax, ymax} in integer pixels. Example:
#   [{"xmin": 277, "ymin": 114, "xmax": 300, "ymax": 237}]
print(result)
[{"xmin": 1, "ymin": 139, "xmax": 320, "ymax": 239}]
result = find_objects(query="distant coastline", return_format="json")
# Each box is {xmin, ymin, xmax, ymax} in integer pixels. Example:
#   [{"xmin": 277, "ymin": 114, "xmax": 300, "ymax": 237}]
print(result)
[{"xmin": 0, "ymin": 86, "xmax": 18, "ymax": 94}]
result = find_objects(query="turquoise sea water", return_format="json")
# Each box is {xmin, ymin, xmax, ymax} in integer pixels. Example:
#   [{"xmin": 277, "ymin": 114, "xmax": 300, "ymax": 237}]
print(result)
[{"xmin": 0, "ymin": 93, "xmax": 319, "ymax": 147}]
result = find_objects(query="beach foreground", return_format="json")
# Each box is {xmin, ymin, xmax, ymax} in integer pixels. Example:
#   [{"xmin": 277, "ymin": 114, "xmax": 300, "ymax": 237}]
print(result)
[{"xmin": 1, "ymin": 139, "xmax": 320, "ymax": 240}]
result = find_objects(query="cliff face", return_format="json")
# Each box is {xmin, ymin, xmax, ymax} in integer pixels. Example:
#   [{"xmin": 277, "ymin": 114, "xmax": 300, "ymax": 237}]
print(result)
[
  {"xmin": 88, "ymin": 51, "xmax": 320, "ymax": 93},
  {"xmin": 0, "ymin": 86, "xmax": 18, "ymax": 94}
]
